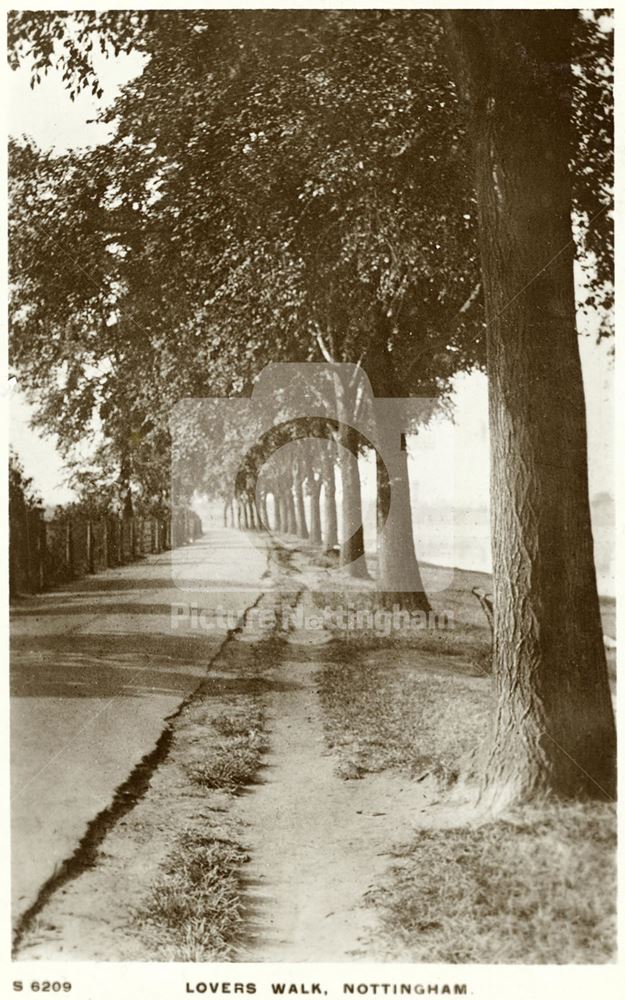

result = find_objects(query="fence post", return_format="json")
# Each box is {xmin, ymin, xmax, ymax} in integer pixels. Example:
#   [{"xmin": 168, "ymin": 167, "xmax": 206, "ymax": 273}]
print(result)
[
  {"xmin": 65, "ymin": 520, "xmax": 71, "ymax": 574},
  {"xmin": 36, "ymin": 510, "xmax": 46, "ymax": 590},
  {"xmin": 87, "ymin": 520, "xmax": 93, "ymax": 574},
  {"xmin": 9, "ymin": 498, "xmax": 27, "ymax": 596},
  {"xmin": 9, "ymin": 502, "xmax": 203, "ymax": 598}
]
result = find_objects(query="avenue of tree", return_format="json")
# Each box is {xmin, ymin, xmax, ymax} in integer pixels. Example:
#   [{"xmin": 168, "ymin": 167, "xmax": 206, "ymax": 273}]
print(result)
[{"xmin": 8, "ymin": 9, "xmax": 615, "ymax": 807}]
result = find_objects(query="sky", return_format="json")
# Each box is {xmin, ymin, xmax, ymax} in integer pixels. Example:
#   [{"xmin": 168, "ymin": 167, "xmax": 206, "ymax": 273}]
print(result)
[{"xmin": 8, "ymin": 41, "xmax": 615, "ymax": 523}]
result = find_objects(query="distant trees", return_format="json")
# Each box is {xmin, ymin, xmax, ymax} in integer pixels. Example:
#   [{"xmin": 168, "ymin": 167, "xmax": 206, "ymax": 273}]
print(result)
[{"xmin": 9, "ymin": 450, "xmax": 42, "ymax": 510}]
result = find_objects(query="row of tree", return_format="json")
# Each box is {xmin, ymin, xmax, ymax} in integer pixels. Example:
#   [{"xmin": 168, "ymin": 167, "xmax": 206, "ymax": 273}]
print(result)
[{"xmin": 9, "ymin": 9, "xmax": 615, "ymax": 807}]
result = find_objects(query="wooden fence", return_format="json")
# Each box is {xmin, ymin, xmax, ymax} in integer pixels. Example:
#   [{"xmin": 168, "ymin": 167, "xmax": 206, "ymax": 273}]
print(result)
[{"xmin": 9, "ymin": 502, "xmax": 202, "ymax": 598}]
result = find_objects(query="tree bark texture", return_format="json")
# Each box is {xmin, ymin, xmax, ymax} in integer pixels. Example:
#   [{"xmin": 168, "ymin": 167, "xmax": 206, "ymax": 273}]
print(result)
[{"xmin": 445, "ymin": 10, "xmax": 616, "ymax": 807}]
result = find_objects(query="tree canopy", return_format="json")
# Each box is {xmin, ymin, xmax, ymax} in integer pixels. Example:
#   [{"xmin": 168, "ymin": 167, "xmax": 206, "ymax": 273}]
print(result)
[{"xmin": 8, "ymin": 9, "xmax": 613, "ymax": 512}]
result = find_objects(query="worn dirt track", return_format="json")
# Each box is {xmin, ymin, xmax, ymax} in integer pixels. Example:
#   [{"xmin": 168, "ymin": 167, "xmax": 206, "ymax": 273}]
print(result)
[
  {"xmin": 235, "ymin": 641, "xmax": 429, "ymax": 961},
  {"xmin": 12, "ymin": 536, "xmax": 456, "ymax": 962}
]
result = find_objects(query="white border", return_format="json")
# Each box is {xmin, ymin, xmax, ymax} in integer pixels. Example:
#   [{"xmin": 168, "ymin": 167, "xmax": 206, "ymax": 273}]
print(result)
[{"xmin": 2, "ymin": 3, "xmax": 622, "ymax": 998}]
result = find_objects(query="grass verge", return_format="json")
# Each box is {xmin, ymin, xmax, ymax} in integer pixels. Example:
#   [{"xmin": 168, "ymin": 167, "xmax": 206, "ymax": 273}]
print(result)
[
  {"xmin": 317, "ymin": 651, "xmax": 490, "ymax": 782},
  {"xmin": 137, "ymin": 832, "xmax": 248, "ymax": 961},
  {"xmin": 186, "ymin": 708, "xmax": 269, "ymax": 790},
  {"xmin": 135, "ymin": 697, "xmax": 268, "ymax": 960},
  {"xmin": 367, "ymin": 802, "xmax": 616, "ymax": 963},
  {"xmin": 312, "ymin": 582, "xmax": 615, "ymax": 965}
]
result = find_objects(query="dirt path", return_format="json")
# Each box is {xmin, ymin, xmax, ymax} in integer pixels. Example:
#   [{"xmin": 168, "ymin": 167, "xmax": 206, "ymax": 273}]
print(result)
[
  {"xmin": 13, "ymin": 542, "xmax": 615, "ymax": 967},
  {"xmin": 13, "ymin": 564, "xmax": 440, "ymax": 962},
  {"xmin": 235, "ymin": 602, "xmax": 431, "ymax": 962}
]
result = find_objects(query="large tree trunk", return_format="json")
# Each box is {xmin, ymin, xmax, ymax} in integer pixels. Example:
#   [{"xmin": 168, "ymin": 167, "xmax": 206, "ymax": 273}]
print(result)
[
  {"xmin": 375, "ymin": 416, "xmax": 431, "ymax": 614},
  {"xmin": 445, "ymin": 11, "xmax": 616, "ymax": 807},
  {"xmin": 366, "ymin": 333, "xmax": 431, "ymax": 613}
]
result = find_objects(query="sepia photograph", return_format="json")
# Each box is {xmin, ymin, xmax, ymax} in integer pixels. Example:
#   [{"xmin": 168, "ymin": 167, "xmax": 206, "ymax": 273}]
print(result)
[{"xmin": 4, "ymin": 3, "xmax": 620, "ymax": 995}]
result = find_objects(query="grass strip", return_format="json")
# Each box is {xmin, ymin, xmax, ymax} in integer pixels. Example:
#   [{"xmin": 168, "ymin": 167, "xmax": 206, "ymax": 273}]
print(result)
[
  {"xmin": 137, "ymin": 832, "xmax": 248, "ymax": 961},
  {"xmin": 186, "ymin": 709, "xmax": 269, "ymax": 790},
  {"xmin": 135, "ymin": 700, "xmax": 268, "ymax": 960},
  {"xmin": 366, "ymin": 803, "xmax": 616, "ymax": 963},
  {"xmin": 317, "ymin": 655, "xmax": 490, "ymax": 781}
]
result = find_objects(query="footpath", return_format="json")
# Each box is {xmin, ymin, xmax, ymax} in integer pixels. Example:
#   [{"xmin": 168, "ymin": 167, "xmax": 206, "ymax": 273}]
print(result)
[{"xmin": 10, "ymin": 527, "xmax": 267, "ymax": 929}]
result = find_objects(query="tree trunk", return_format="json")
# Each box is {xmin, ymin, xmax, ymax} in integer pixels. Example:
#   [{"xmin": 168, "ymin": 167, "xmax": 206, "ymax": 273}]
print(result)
[
  {"xmin": 122, "ymin": 489, "xmax": 134, "ymax": 518},
  {"xmin": 273, "ymin": 491, "xmax": 282, "ymax": 532},
  {"xmin": 322, "ymin": 453, "xmax": 339, "ymax": 552},
  {"xmin": 445, "ymin": 11, "xmax": 616, "ymax": 807},
  {"xmin": 308, "ymin": 477, "xmax": 322, "ymax": 546},
  {"xmin": 247, "ymin": 498, "xmax": 257, "ymax": 530},
  {"xmin": 278, "ymin": 491, "xmax": 289, "ymax": 533},
  {"xmin": 338, "ymin": 429, "xmax": 369, "ymax": 576},
  {"xmin": 284, "ymin": 481, "xmax": 297, "ymax": 535},
  {"xmin": 375, "ymin": 417, "xmax": 431, "ymax": 613},
  {"xmin": 240, "ymin": 498, "xmax": 249, "ymax": 530},
  {"xmin": 119, "ymin": 448, "xmax": 134, "ymax": 517},
  {"xmin": 365, "ymin": 331, "xmax": 431, "ymax": 613},
  {"xmin": 293, "ymin": 465, "xmax": 309, "ymax": 539},
  {"xmin": 259, "ymin": 491, "xmax": 269, "ymax": 532},
  {"xmin": 302, "ymin": 449, "xmax": 323, "ymax": 546},
  {"xmin": 335, "ymin": 378, "xmax": 369, "ymax": 578}
]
